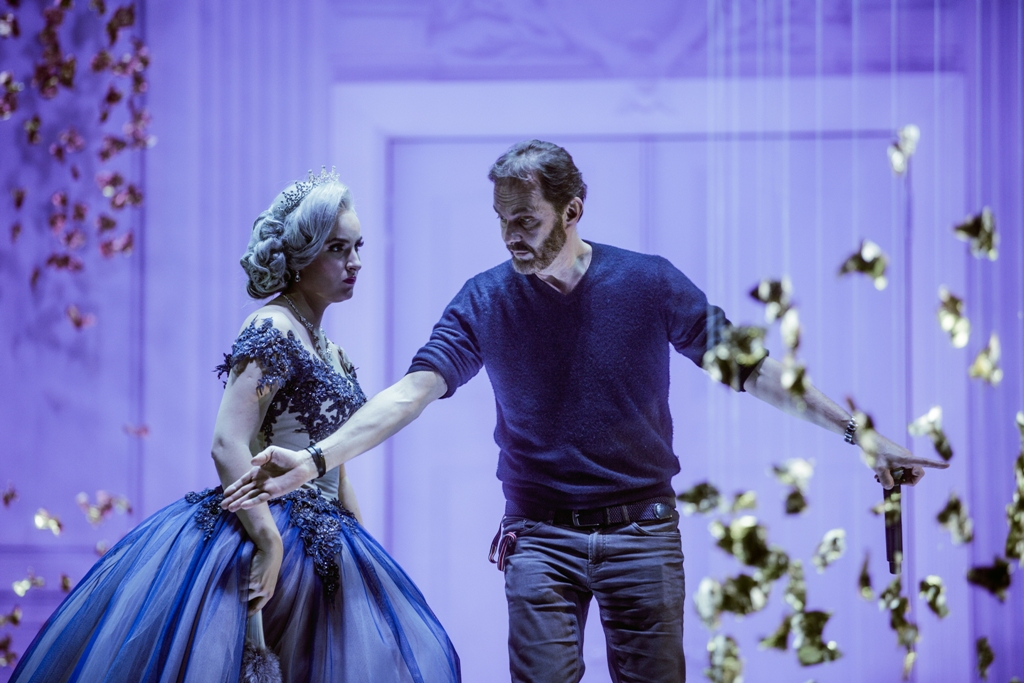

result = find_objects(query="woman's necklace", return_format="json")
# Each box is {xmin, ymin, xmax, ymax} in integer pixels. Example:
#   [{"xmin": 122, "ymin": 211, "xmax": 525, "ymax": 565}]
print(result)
[{"xmin": 281, "ymin": 294, "xmax": 332, "ymax": 365}]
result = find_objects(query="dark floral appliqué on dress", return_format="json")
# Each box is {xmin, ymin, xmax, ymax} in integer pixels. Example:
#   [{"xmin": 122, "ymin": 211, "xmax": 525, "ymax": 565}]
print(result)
[
  {"xmin": 215, "ymin": 317, "xmax": 367, "ymax": 443},
  {"xmin": 185, "ymin": 486, "xmax": 356, "ymax": 600},
  {"xmin": 187, "ymin": 317, "xmax": 368, "ymax": 597}
]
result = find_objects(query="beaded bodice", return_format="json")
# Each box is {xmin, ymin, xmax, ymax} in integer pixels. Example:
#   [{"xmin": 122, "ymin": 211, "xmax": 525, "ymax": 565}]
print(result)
[{"xmin": 215, "ymin": 317, "xmax": 367, "ymax": 500}]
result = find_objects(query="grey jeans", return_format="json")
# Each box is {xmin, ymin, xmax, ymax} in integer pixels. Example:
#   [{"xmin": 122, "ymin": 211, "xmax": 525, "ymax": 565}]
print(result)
[{"xmin": 501, "ymin": 513, "xmax": 686, "ymax": 683}]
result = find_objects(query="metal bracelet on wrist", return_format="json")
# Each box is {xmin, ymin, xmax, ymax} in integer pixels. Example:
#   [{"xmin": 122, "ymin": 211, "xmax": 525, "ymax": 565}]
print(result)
[
  {"xmin": 844, "ymin": 418, "xmax": 858, "ymax": 445},
  {"xmin": 305, "ymin": 444, "xmax": 326, "ymax": 478}
]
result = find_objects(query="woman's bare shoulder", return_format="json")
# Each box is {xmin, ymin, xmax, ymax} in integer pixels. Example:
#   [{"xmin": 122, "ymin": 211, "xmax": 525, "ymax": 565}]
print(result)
[{"xmin": 238, "ymin": 302, "xmax": 301, "ymax": 337}]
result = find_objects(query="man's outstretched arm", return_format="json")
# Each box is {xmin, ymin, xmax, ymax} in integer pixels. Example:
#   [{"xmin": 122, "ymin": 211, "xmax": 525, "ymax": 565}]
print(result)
[
  {"xmin": 741, "ymin": 356, "xmax": 949, "ymax": 488},
  {"xmin": 221, "ymin": 370, "xmax": 447, "ymax": 511}
]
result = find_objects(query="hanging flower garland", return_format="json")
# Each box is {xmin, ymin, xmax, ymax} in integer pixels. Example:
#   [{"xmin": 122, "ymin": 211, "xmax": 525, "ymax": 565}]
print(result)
[
  {"xmin": 1, "ymin": 1, "xmax": 150, "ymax": 669},
  {"xmin": 2, "ymin": 0, "xmax": 153, "ymax": 331}
]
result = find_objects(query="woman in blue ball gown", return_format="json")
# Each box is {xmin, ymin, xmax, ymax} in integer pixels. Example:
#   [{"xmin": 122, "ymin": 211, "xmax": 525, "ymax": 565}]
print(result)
[{"xmin": 10, "ymin": 170, "xmax": 461, "ymax": 683}]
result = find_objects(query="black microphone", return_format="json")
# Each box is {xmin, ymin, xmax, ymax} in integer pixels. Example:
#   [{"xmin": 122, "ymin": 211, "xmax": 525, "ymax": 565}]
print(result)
[{"xmin": 884, "ymin": 467, "xmax": 905, "ymax": 574}]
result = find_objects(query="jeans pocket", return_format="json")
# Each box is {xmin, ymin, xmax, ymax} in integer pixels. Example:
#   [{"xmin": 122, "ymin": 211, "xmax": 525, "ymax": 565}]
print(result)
[
  {"xmin": 491, "ymin": 516, "xmax": 543, "ymax": 571},
  {"xmin": 629, "ymin": 516, "xmax": 681, "ymax": 537},
  {"xmin": 501, "ymin": 515, "xmax": 543, "ymax": 537}
]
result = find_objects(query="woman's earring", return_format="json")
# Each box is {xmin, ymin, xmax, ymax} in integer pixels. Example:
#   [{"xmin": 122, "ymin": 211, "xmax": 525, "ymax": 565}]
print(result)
[{"xmin": 295, "ymin": 271, "xmax": 301, "ymax": 282}]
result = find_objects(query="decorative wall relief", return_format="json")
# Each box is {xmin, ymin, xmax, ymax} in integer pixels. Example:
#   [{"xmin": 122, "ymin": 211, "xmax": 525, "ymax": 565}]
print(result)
[
  {"xmin": 327, "ymin": 0, "xmax": 967, "ymax": 81},
  {"xmin": 428, "ymin": 0, "xmax": 699, "ymax": 78}
]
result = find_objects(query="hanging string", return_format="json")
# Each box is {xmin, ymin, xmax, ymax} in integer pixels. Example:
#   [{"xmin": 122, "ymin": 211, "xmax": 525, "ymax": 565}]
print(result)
[
  {"xmin": 851, "ymin": 0, "xmax": 862, "ymax": 399},
  {"xmin": 781, "ymin": 0, "xmax": 791, "ymax": 279},
  {"xmin": 1017, "ymin": 0, "xmax": 1024, "ymax": 401},
  {"xmin": 705, "ymin": 0, "xmax": 721, "ymax": 485},
  {"xmin": 755, "ymin": 0, "xmax": 767, "ymax": 283},
  {"xmin": 729, "ymin": 0, "xmax": 742, "ymax": 457},
  {"xmin": 966, "ymin": 0, "xmax": 983, "ymax": 653},
  {"xmin": 988, "ymin": 1, "xmax": 1004, "ymax": 390},
  {"xmin": 931, "ymin": 0, "xmax": 942, "ymax": 389},
  {"xmin": 814, "ymin": 0, "xmax": 824, "ymax": 382},
  {"xmin": 892, "ymin": 0, "xmax": 923, "ymax": 646}
]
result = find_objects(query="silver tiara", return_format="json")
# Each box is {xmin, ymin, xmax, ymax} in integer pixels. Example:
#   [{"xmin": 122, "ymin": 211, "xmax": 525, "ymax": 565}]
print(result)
[{"xmin": 276, "ymin": 166, "xmax": 340, "ymax": 216}]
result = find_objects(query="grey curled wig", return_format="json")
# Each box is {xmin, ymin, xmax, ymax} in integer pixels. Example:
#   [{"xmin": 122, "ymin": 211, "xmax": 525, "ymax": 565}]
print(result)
[{"xmin": 240, "ymin": 180, "xmax": 353, "ymax": 299}]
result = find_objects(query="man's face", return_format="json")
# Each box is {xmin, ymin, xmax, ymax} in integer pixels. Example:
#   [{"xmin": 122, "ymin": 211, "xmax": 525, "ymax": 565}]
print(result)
[{"xmin": 493, "ymin": 179, "xmax": 567, "ymax": 274}]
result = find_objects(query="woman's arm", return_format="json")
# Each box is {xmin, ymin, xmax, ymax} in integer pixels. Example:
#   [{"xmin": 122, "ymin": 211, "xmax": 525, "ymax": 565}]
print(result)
[
  {"xmin": 337, "ymin": 464, "xmax": 362, "ymax": 525},
  {"xmin": 210, "ymin": 356, "xmax": 283, "ymax": 615}
]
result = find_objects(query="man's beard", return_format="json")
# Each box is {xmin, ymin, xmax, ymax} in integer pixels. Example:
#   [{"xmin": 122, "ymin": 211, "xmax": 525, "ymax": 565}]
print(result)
[{"xmin": 509, "ymin": 215, "xmax": 567, "ymax": 274}]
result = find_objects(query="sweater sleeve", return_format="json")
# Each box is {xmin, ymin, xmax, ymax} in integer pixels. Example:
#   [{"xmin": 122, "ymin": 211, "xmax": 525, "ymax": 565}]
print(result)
[
  {"xmin": 660, "ymin": 258, "xmax": 757, "ymax": 392},
  {"xmin": 406, "ymin": 280, "xmax": 484, "ymax": 399}
]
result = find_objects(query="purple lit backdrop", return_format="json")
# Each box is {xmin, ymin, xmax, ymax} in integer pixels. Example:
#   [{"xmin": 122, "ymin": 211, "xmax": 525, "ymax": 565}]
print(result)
[{"xmin": 1, "ymin": 2, "xmax": 1022, "ymax": 682}]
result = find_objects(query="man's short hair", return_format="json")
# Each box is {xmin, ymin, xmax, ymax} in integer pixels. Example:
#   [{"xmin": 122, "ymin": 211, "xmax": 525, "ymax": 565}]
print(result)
[{"xmin": 488, "ymin": 140, "xmax": 588, "ymax": 212}]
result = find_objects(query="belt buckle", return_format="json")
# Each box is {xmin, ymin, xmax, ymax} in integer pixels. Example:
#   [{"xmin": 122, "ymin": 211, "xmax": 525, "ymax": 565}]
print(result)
[{"xmin": 571, "ymin": 509, "xmax": 603, "ymax": 528}]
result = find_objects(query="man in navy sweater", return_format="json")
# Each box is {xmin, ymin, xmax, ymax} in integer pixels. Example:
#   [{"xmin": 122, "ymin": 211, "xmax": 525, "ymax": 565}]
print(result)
[{"xmin": 224, "ymin": 140, "xmax": 949, "ymax": 682}]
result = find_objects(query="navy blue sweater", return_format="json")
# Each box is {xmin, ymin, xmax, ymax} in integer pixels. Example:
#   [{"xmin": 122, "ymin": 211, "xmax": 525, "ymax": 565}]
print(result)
[{"xmin": 408, "ymin": 242, "xmax": 743, "ymax": 510}]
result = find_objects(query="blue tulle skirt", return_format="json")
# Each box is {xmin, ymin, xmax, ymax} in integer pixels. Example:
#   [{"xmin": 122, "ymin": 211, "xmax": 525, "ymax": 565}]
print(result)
[{"xmin": 10, "ymin": 487, "xmax": 461, "ymax": 683}]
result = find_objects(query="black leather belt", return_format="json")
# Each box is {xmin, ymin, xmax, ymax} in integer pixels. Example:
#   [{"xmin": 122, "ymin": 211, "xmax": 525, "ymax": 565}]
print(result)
[{"xmin": 505, "ymin": 497, "xmax": 677, "ymax": 529}]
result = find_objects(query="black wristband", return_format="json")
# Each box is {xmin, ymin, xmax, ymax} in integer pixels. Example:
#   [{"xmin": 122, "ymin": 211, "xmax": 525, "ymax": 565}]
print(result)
[
  {"xmin": 844, "ymin": 418, "xmax": 858, "ymax": 445},
  {"xmin": 305, "ymin": 444, "xmax": 326, "ymax": 478}
]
